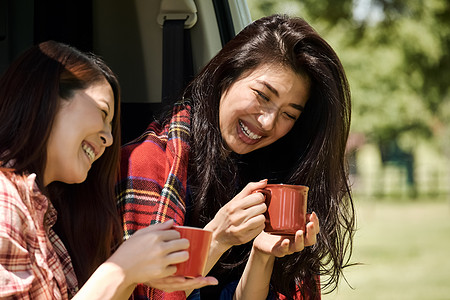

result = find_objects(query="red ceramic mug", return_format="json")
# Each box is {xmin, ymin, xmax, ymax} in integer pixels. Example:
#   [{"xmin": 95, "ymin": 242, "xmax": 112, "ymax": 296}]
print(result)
[
  {"xmin": 256, "ymin": 184, "xmax": 309, "ymax": 235},
  {"xmin": 173, "ymin": 226, "xmax": 212, "ymax": 278}
]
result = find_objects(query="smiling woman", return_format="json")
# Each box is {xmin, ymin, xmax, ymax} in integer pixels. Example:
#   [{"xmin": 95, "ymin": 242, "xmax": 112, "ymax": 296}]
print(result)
[
  {"xmin": 219, "ymin": 64, "xmax": 310, "ymax": 154},
  {"xmin": 0, "ymin": 40, "xmax": 216, "ymax": 299},
  {"xmin": 45, "ymin": 81, "xmax": 115, "ymax": 185}
]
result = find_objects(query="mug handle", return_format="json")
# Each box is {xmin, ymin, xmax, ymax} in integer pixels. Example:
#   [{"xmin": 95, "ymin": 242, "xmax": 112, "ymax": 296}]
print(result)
[{"xmin": 254, "ymin": 189, "xmax": 272, "ymax": 228}]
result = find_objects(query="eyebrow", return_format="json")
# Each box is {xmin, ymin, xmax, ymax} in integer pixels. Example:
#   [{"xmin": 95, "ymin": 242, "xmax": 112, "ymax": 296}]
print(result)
[
  {"xmin": 290, "ymin": 103, "xmax": 304, "ymax": 111},
  {"xmin": 257, "ymin": 80, "xmax": 279, "ymax": 97},
  {"xmin": 256, "ymin": 80, "xmax": 305, "ymax": 111}
]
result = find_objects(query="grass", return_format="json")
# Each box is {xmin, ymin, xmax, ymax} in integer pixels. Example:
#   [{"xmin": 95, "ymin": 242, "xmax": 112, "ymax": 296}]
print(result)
[{"xmin": 322, "ymin": 198, "xmax": 450, "ymax": 300}]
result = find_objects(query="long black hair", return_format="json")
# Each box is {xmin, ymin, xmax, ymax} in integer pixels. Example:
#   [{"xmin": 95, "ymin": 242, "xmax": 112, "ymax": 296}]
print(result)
[{"xmin": 181, "ymin": 14, "xmax": 355, "ymax": 299}]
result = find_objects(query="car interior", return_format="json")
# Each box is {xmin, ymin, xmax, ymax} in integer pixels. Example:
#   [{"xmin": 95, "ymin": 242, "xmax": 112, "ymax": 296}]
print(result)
[{"xmin": 0, "ymin": 0, "xmax": 252, "ymax": 143}]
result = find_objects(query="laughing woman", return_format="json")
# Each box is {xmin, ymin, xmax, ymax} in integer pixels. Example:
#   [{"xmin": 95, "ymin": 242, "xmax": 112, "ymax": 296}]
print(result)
[
  {"xmin": 0, "ymin": 41, "xmax": 216, "ymax": 299},
  {"xmin": 117, "ymin": 14, "xmax": 355, "ymax": 300}
]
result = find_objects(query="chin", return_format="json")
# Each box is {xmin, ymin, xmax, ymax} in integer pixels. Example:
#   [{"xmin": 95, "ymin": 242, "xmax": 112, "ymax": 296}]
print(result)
[
  {"xmin": 226, "ymin": 138, "xmax": 260, "ymax": 155},
  {"xmin": 67, "ymin": 174, "xmax": 89, "ymax": 184},
  {"xmin": 232, "ymin": 146, "xmax": 255, "ymax": 155}
]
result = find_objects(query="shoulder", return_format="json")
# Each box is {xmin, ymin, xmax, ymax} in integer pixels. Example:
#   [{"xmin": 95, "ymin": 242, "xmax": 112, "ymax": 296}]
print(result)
[
  {"xmin": 0, "ymin": 172, "xmax": 32, "ymax": 254},
  {"xmin": 0, "ymin": 172, "xmax": 34, "ymax": 234},
  {"xmin": 0, "ymin": 171, "xmax": 24, "ymax": 210}
]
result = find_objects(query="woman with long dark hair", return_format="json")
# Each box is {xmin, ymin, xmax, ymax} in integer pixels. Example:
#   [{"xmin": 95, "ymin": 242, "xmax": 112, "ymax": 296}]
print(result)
[
  {"xmin": 0, "ymin": 41, "xmax": 216, "ymax": 299},
  {"xmin": 118, "ymin": 14, "xmax": 355, "ymax": 300}
]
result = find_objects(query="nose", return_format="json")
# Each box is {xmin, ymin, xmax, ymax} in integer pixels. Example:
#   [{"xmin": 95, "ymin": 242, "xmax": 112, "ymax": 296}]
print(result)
[
  {"xmin": 100, "ymin": 127, "xmax": 113, "ymax": 147},
  {"xmin": 257, "ymin": 110, "xmax": 277, "ymax": 131}
]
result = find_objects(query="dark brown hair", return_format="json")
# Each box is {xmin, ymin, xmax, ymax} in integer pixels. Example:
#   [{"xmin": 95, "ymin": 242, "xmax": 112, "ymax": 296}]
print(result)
[
  {"xmin": 0, "ymin": 40, "xmax": 122, "ymax": 286},
  {"xmin": 183, "ymin": 14, "xmax": 355, "ymax": 299}
]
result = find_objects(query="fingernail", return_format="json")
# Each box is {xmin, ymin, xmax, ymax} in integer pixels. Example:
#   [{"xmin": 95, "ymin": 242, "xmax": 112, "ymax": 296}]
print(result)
[{"xmin": 259, "ymin": 179, "xmax": 268, "ymax": 182}]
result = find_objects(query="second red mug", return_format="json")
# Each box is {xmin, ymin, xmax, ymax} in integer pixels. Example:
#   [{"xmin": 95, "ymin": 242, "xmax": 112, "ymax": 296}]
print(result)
[{"xmin": 173, "ymin": 226, "xmax": 212, "ymax": 278}]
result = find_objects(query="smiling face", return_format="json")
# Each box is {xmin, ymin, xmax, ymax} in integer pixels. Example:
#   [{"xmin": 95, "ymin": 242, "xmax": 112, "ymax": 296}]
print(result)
[
  {"xmin": 44, "ymin": 79, "xmax": 115, "ymax": 186},
  {"xmin": 219, "ymin": 64, "xmax": 310, "ymax": 154}
]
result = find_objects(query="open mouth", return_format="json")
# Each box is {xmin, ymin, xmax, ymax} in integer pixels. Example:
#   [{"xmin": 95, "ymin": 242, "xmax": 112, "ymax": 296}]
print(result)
[
  {"xmin": 239, "ymin": 120, "xmax": 262, "ymax": 140},
  {"xmin": 82, "ymin": 142, "xmax": 96, "ymax": 162}
]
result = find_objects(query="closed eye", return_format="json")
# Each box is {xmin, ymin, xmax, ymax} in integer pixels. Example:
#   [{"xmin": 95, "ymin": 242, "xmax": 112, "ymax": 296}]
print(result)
[
  {"xmin": 283, "ymin": 112, "xmax": 298, "ymax": 121},
  {"xmin": 253, "ymin": 89, "xmax": 270, "ymax": 102},
  {"xmin": 102, "ymin": 110, "xmax": 114, "ymax": 127}
]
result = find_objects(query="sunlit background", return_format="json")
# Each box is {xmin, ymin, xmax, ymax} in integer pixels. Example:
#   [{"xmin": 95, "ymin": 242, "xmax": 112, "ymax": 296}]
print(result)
[{"xmin": 246, "ymin": 0, "xmax": 450, "ymax": 299}]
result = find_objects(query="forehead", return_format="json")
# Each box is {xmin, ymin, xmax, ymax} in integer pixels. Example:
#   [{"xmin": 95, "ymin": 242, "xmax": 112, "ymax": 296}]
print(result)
[
  {"xmin": 237, "ymin": 64, "xmax": 307, "ymax": 86},
  {"xmin": 84, "ymin": 80, "xmax": 115, "ymax": 111},
  {"xmin": 234, "ymin": 64, "xmax": 310, "ymax": 103}
]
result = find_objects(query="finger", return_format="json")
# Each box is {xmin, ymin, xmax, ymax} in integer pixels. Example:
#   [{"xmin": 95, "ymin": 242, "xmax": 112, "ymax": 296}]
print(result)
[
  {"xmin": 164, "ymin": 250, "xmax": 190, "ymax": 265},
  {"xmin": 238, "ymin": 180, "xmax": 268, "ymax": 198},
  {"xmin": 242, "ymin": 202, "xmax": 267, "ymax": 221},
  {"xmin": 159, "ymin": 238, "xmax": 190, "ymax": 257},
  {"xmin": 146, "ymin": 219, "xmax": 175, "ymax": 231},
  {"xmin": 177, "ymin": 277, "xmax": 219, "ymax": 289},
  {"xmin": 310, "ymin": 212, "xmax": 320, "ymax": 234},
  {"xmin": 238, "ymin": 191, "xmax": 267, "ymax": 210},
  {"xmin": 136, "ymin": 223, "xmax": 181, "ymax": 242},
  {"xmin": 306, "ymin": 212, "xmax": 320, "ymax": 232},
  {"xmin": 282, "ymin": 231, "xmax": 302, "ymax": 254},
  {"xmin": 280, "ymin": 237, "xmax": 291, "ymax": 249},
  {"xmin": 272, "ymin": 237, "xmax": 292, "ymax": 257},
  {"xmin": 155, "ymin": 229, "xmax": 182, "ymax": 242},
  {"xmin": 151, "ymin": 276, "xmax": 218, "ymax": 292},
  {"xmin": 160, "ymin": 265, "xmax": 178, "ymax": 277},
  {"xmin": 241, "ymin": 214, "xmax": 266, "ymax": 232},
  {"xmin": 153, "ymin": 276, "xmax": 187, "ymax": 284},
  {"xmin": 304, "ymin": 224, "xmax": 317, "ymax": 247},
  {"xmin": 223, "ymin": 192, "xmax": 265, "ymax": 218}
]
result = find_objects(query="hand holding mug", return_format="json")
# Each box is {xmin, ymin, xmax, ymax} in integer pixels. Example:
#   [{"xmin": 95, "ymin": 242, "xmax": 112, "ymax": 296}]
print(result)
[
  {"xmin": 204, "ymin": 180, "xmax": 268, "ymax": 250},
  {"xmin": 107, "ymin": 220, "xmax": 217, "ymax": 292},
  {"xmin": 253, "ymin": 212, "xmax": 320, "ymax": 257},
  {"xmin": 146, "ymin": 225, "xmax": 218, "ymax": 292},
  {"xmin": 106, "ymin": 220, "xmax": 188, "ymax": 284}
]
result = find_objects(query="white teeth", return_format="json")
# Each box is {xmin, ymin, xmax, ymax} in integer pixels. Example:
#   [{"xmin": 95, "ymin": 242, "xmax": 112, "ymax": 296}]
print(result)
[
  {"xmin": 82, "ymin": 144, "xmax": 95, "ymax": 162},
  {"xmin": 239, "ymin": 120, "xmax": 262, "ymax": 140}
]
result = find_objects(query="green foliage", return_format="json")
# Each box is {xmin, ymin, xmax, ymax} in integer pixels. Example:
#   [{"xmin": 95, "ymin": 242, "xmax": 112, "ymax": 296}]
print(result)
[{"xmin": 247, "ymin": 0, "xmax": 450, "ymax": 149}]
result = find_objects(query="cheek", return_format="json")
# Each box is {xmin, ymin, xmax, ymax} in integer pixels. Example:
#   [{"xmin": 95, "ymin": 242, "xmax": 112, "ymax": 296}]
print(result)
[{"xmin": 219, "ymin": 98, "xmax": 236, "ymax": 132}]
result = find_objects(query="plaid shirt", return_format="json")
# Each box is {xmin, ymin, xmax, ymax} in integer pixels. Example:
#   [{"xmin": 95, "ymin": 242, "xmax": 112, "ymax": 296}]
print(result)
[{"xmin": 0, "ymin": 171, "xmax": 78, "ymax": 299}]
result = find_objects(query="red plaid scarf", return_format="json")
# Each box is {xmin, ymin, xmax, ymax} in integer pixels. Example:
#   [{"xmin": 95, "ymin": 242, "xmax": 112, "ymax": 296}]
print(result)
[{"xmin": 117, "ymin": 101, "xmax": 190, "ymax": 300}]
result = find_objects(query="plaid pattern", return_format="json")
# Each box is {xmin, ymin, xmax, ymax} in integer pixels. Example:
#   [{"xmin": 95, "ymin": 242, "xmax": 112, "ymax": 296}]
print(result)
[
  {"xmin": 0, "ymin": 171, "xmax": 78, "ymax": 299},
  {"xmin": 117, "ymin": 101, "xmax": 191, "ymax": 300}
]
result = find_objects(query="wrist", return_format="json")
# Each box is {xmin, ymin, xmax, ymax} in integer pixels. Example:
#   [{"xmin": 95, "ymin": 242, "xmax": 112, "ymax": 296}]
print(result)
[
  {"xmin": 202, "ymin": 223, "xmax": 232, "ymax": 276},
  {"xmin": 97, "ymin": 261, "xmax": 134, "ymax": 289},
  {"xmin": 252, "ymin": 244, "xmax": 275, "ymax": 265},
  {"xmin": 74, "ymin": 262, "xmax": 136, "ymax": 300},
  {"xmin": 204, "ymin": 223, "xmax": 232, "ymax": 255}
]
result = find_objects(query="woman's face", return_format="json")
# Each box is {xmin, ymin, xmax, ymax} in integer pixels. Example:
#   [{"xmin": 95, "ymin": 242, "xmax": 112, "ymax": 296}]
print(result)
[
  {"xmin": 44, "ymin": 80, "xmax": 115, "ymax": 186},
  {"xmin": 219, "ymin": 64, "xmax": 310, "ymax": 154}
]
